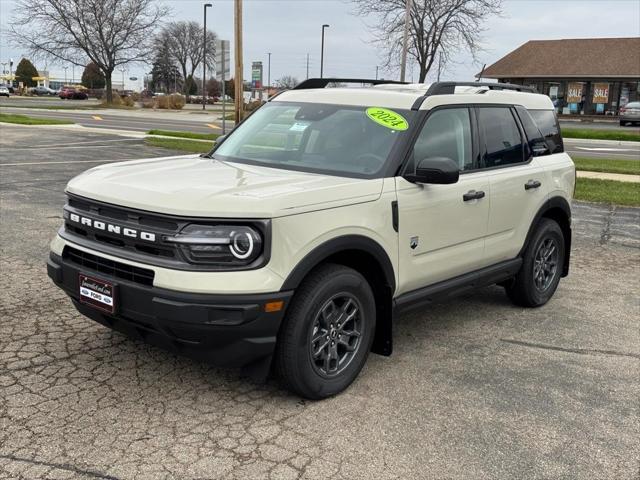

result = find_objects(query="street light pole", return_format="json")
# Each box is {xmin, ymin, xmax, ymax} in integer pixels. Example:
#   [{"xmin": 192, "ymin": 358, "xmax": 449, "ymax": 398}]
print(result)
[
  {"xmin": 267, "ymin": 52, "xmax": 271, "ymax": 94},
  {"xmin": 203, "ymin": 3, "xmax": 212, "ymax": 110},
  {"xmin": 63, "ymin": 66, "xmax": 68, "ymax": 84},
  {"xmin": 400, "ymin": 0, "xmax": 411, "ymax": 82},
  {"xmin": 320, "ymin": 24, "xmax": 329, "ymax": 78},
  {"xmin": 375, "ymin": 66, "xmax": 379, "ymax": 80}
]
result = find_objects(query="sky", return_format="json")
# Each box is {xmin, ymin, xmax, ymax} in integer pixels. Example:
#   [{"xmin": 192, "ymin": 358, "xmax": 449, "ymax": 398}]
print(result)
[{"xmin": 0, "ymin": 0, "xmax": 639, "ymax": 89}]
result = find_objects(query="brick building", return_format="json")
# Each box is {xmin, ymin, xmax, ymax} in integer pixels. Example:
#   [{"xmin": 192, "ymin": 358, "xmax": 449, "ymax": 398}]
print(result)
[{"xmin": 479, "ymin": 37, "xmax": 640, "ymax": 116}]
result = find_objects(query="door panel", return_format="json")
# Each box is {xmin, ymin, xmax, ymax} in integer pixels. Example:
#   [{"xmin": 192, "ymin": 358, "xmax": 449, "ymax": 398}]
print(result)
[
  {"xmin": 477, "ymin": 106, "xmax": 547, "ymax": 264},
  {"xmin": 395, "ymin": 174, "xmax": 490, "ymax": 295},
  {"xmin": 484, "ymin": 160, "xmax": 546, "ymax": 264}
]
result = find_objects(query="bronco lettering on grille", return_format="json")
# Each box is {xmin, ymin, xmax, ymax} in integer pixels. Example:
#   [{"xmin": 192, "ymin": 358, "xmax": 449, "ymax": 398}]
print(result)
[{"xmin": 68, "ymin": 212, "xmax": 157, "ymax": 242}]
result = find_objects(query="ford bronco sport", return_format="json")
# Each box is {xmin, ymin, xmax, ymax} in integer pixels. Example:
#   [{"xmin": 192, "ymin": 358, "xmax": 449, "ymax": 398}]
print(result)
[{"xmin": 47, "ymin": 79, "xmax": 575, "ymax": 399}]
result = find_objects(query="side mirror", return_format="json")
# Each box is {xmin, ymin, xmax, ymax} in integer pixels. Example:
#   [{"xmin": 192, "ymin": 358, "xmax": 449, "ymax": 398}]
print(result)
[
  {"xmin": 405, "ymin": 157, "xmax": 460, "ymax": 184},
  {"xmin": 214, "ymin": 134, "xmax": 227, "ymax": 146}
]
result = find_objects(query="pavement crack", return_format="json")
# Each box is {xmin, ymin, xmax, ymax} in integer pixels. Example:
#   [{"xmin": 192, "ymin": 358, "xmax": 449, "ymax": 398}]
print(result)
[
  {"xmin": 599, "ymin": 204, "xmax": 616, "ymax": 245},
  {"xmin": 0, "ymin": 454, "xmax": 120, "ymax": 480},
  {"xmin": 500, "ymin": 339, "xmax": 640, "ymax": 360}
]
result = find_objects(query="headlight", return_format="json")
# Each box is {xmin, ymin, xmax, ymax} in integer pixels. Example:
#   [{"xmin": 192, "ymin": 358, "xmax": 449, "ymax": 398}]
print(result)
[{"xmin": 165, "ymin": 224, "xmax": 263, "ymax": 266}]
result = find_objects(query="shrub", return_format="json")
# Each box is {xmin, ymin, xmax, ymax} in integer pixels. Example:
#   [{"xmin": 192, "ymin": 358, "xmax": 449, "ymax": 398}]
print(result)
[
  {"xmin": 245, "ymin": 100, "xmax": 265, "ymax": 112},
  {"xmin": 141, "ymin": 98, "xmax": 155, "ymax": 109},
  {"xmin": 155, "ymin": 94, "xmax": 185, "ymax": 110}
]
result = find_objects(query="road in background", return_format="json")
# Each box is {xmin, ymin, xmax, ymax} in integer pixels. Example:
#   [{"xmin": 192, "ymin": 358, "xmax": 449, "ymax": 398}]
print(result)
[
  {"xmin": 0, "ymin": 106, "xmax": 223, "ymax": 134},
  {"xmin": 564, "ymin": 138, "xmax": 640, "ymax": 161}
]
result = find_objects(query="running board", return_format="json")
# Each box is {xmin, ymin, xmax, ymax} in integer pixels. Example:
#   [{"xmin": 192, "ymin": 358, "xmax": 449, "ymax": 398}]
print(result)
[{"xmin": 393, "ymin": 258, "xmax": 522, "ymax": 314}]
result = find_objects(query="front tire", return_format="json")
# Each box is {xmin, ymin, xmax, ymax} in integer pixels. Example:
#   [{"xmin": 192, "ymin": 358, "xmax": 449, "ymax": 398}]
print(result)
[
  {"xmin": 275, "ymin": 264, "xmax": 376, "ymax": 399},
  {"xmin": 506, "ymin": 218, "xmax": 565, "ymax": 307}
]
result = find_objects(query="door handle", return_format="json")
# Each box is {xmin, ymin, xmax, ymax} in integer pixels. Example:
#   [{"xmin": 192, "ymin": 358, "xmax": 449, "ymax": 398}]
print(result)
[
  {"xmin": 525, "ymin": 180, "xmax": 542, "ymax": 190},
  {"xmin": 463, "ymin": 190, "xmax": 485, "ymax": 202}
]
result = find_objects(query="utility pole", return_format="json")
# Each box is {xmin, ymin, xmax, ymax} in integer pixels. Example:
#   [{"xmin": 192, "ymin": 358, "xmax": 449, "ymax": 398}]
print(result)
[
  {"xmin": 203, "ymin": 3, "xmax": 212, "ymax": 110},
  {"xmin": 306, "ymin": 53, "xmax": 310, "ymax": 80},
  {"xmin": 375, "ymin": 66, "xmax": 379, "ymax": 80},
  {"xmin": 234, "ymin": 0, "xmax": 243, "ymax": 123},
  {"xmin": 320, "ymin": 24, "xmax": 329, "ymax": 78},
  {"xmin": 221, "ymin": 41, "xmax": 227, "ymax": 134},
  {"xmin": 400, "ymin": 0, "xmax": 411, "ymax": 82},
  {"xmin": 267, "ymin": 52, "xmax": 271, "ymax": 95}
]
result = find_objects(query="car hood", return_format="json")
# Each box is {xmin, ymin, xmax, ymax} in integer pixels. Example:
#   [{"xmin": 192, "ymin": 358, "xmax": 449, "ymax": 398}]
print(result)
[{"xmin": 66, "ymin": 154, "xmax": 384, "ymax": 218}]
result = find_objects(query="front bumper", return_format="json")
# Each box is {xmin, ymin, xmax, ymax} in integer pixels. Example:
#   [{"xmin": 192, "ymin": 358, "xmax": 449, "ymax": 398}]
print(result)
[{"xmin": 47, "ymin": 252, "xmax": 293, "ymax": 368}]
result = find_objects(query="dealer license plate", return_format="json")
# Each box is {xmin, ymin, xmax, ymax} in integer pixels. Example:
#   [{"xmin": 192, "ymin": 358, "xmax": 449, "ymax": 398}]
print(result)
[{"xmin": 79, "ymin": 274, "xmax": 116, "ymax": 314}]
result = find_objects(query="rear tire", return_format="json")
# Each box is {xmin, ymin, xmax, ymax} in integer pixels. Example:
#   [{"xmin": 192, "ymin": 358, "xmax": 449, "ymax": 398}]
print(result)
[
  {"xmin": 506, "ymin": 218, "xmax": 565, "ymax": 307},
  {"xmin": 275, "ymin": 264, "xmax": 375, "ymax": 399}
]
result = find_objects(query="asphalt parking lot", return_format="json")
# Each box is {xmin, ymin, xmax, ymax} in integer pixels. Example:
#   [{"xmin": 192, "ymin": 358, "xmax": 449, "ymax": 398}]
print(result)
[{"xmin": 1, "ymin": 125, "xmax": 639, "ymax": 480}]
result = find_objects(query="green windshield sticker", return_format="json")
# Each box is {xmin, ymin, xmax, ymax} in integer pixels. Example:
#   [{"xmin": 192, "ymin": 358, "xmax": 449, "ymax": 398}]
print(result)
[{"xmin": 366, "ymin": 107, "xmax": 409, "ymax": 131}]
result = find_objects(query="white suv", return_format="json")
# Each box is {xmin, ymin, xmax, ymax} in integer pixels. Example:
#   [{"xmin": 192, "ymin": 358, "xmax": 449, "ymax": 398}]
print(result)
[{"xmin": 48, "ymin": 79, "xmax": 575, "ymax": 399}]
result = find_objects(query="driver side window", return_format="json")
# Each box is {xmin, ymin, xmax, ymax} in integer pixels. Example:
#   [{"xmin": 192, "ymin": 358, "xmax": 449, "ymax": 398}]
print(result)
[{"xmin": 410, "ymin": 108, "xmax": 474, "ymax": 172}]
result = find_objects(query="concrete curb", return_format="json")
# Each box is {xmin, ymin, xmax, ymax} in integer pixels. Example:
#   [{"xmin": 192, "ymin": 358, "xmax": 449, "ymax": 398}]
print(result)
[
  {"xmin": 564, "ymin": 137, "xmax": 640, "ymax": 147},
  {"xmin": 576, "ymin": 171, "xmax": 640, "ymax": 183}
]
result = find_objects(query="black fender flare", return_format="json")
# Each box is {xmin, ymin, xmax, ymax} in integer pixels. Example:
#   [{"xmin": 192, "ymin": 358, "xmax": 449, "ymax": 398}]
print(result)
[
  {"xmin": 519, "ymin": 196, "xmax": 572, "ymax": 276},
  {"xmin": 280, "ymin": 234, "xmax": 396, "ymax": 293}
]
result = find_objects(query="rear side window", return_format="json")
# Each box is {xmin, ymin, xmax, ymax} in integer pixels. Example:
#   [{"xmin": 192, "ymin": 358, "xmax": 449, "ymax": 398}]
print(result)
[
  {"xmin": 515, "ymin": 106, "xmax": 549, "ymax": 157},
  {"xmin": 478, "ymin": 107, "xmax": 525, "ymax": 168},
  {"xmin": 528, "ymin": 109, "xmax": 564, "ymax": 154}
]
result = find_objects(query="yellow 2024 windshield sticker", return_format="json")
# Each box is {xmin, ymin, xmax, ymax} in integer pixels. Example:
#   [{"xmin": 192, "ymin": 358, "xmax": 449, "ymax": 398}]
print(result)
[{"xmin": 366, "ymin": 107, "xmax": 409, "ymax": 131}]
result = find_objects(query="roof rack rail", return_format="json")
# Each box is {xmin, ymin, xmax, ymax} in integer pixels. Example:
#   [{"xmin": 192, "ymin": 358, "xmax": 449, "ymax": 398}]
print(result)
[
  {"xmin": 294, "ymin": 78, "xmax": 408, "ymax": 90},
  {"xmin": 425, "ymin": 81, "xmax": 536, "ymax": 95},
  {"xmin": 410, "ymin": 81, "xmax": 537, "ymax": 110}
]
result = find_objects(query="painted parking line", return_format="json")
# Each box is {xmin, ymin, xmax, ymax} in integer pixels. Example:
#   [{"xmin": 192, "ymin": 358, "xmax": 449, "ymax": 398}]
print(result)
[
  {"xmin": 0, "ymin": 159, "xmax": 129, "ymax": 167},
  {"xmin": 206, "ymin": 123, "xmax": 221, "ymax": 130},
  {"xmin": 92, "ymin": 115, "xmax": 103, "ymax": 120},
  {"xmin": 1, "ymin": 138, "xmax": 143, "ymax": 149}
]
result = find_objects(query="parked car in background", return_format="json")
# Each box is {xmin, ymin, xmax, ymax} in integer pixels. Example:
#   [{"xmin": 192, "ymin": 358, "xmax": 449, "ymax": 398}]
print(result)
[
  {"xmin": 32, "ymin": 86, "xmax": 57, "ymax": 96},
  {"xmin": 619, "ymin": 102, "xmax": 640, "ymax": 126},
  {"xmin": 59, "ymin": 87, "xmax": 88, "ymax": 100},
  {"xmin": 0, "ymin": 85, "xmax": 10, "ymax": 97},
  {"xmin": 0, "ymin": 84, "xmax": 13, "ymax": 95}
]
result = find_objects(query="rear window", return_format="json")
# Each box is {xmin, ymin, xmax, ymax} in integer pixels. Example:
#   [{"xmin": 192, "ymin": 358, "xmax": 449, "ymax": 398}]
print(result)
[{"xmin": 528, "ymin": 109, "xmax": 564, "ymax": 154}]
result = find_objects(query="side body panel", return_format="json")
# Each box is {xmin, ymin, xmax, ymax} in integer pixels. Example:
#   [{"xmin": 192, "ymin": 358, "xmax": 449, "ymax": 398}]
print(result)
[
  {"xmin": 483, "ymin": 158, "xmax": 548, "ymax": 264},
  {"xmin": 394, "ymin": 174, "xmax": 490, "ymax": 295}
]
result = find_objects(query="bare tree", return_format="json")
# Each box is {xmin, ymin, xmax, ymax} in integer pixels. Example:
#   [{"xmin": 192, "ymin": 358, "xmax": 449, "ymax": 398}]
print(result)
[
  {"xmin": 9, "ymin": 0, "xmax": 167, "ymax": 103},
  {"xmin": 351, "ymin": 0, "xmax": 502, "ymax": 82},
  {"xmin": 274, "ymin": 75, "xmax": 299, "ymax": 89},
  {"xmin": 156, "ymin": 21, "xmax": 216, "ymax": 96}
]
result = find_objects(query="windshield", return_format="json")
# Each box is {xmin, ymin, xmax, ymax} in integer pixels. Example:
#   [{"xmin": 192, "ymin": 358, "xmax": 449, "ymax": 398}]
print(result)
[{"xmin": 212, "ymin": 102, "xmax": 415, "ymax": 178}]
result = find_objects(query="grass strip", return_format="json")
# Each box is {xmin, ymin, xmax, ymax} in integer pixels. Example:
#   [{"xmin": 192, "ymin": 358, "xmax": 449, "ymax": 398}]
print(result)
[
  {"xmin": 562, "ymin": 128, "xmax": 640, "ymax": 142},
  {"xmin": 147, "ymin": 129, "xmax": 219, "ymax": 141},
  {"xmin": 145, "ymin": 136, "xmax": 213, "ymax": 154},
  {"xmin": 573, "ymin": 157, "xmax": 640, "ymax": 175},
  {"xmin": 575, "ymin": 178, "xmax": 640, "ymax": 206},
  {"xmin": 0, "ymin": 112, "xmax": 74, "ymax": 125}
]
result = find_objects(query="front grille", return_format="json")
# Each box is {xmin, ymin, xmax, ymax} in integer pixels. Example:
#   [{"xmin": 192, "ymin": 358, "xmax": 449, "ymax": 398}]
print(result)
[{"xmin": 63, "ymin": 246, "xmax": 155, "ymax": 286}]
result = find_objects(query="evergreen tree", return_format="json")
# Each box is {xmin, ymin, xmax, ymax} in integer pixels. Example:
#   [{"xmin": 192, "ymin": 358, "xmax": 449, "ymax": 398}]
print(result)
[
  {"xmin": 81, "ymin": 62, "xmax": 106, "ymax": 89},
  {"xmin": 15, "ymin": 58, "xmax": 38, "ymax": 87},
  {"xmin": 150, "ymin": 43, "xmax": 182, "ymax": 93}
]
